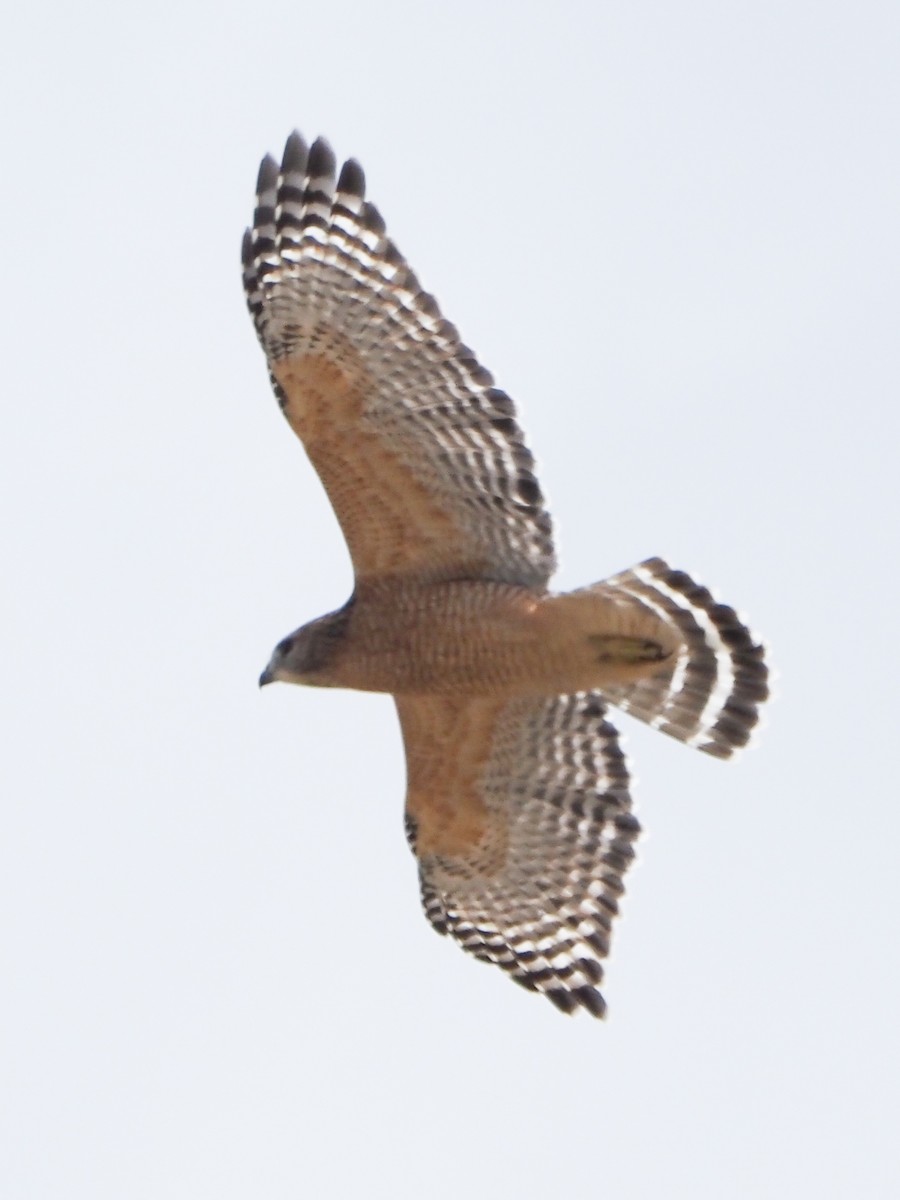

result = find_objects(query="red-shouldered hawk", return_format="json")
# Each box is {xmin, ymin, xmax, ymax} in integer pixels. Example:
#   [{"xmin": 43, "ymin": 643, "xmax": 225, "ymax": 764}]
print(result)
[{"xmin": 244, "ymin": 133, "xmax": 769, "ymax": 1017}]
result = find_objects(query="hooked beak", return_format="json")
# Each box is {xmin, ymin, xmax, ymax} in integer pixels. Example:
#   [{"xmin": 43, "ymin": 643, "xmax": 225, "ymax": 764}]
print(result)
[{"xmin": 258, "ymin": 664, "xmax": 275, "ymax": 688}]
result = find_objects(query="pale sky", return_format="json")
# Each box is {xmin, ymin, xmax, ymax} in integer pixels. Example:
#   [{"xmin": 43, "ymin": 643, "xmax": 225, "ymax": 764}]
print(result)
[{"xmin": 3, "ymin": 2, "xmax": 899, "ymax": 1197}]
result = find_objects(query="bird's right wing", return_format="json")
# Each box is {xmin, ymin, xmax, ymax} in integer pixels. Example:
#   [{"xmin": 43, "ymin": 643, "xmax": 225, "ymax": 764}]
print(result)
[
  {"xmin": 243, "ymin": 133, "xmax": 556, "ymax": 589},
  {"xmin": 396, "ymin": 692, "xmax": 638, "ymax": 1018}
]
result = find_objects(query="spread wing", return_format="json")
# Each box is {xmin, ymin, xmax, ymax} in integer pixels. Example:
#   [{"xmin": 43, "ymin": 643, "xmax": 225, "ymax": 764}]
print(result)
[
  {"xmin": 596, "ymin": 558, "xmax": 770, "ymax": 758},
  {"xmin": 396, "ymin": 692, "xmax": 638, "ymax": 1017},
  {"xmin": 242, "ymin": 133, "xmax": 556, "ymax": 588}
]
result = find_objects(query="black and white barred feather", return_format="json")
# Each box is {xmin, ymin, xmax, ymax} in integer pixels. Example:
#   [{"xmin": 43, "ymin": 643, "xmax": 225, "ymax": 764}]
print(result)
[{"xmin": 599, "ymin": 558, "xmax": 769, "ymax": 758}]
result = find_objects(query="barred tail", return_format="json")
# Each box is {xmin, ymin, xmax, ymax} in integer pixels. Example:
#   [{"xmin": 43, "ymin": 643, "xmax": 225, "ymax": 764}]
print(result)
[{"xmin": 597, "ymin": 558, "xmax": 769, "ymax": 759}]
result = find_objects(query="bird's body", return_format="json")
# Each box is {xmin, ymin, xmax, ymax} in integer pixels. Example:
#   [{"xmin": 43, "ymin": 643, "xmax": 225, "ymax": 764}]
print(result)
[
  {"xmin": 244, "ymin": 132, "xmax": 769, "ymax": 1017},
  {"xmin": 268, "ymin": 579, "xmax": 680, "ymax": 697}
]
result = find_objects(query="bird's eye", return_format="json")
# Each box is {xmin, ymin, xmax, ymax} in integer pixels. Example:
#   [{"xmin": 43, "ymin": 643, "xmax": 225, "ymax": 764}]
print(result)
[{"xmin": 277, "ymin": 636, "xmax": 295, "ymax": 656}]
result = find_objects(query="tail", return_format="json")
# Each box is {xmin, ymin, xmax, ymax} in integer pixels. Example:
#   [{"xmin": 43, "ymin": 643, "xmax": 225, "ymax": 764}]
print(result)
[{"xmin": 595, "ymin": 558, "xmax": 769, "ymax": 759}]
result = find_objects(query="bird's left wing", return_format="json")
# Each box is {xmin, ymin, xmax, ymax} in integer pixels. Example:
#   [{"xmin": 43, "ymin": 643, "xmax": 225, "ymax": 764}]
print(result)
[
  {"xmin": 243, "ymin": 133, "xmax": 556, "ymax": 589},
  {"xmin": 396, "ymin": 692, "xmax": 638, "ymax": 1017}
]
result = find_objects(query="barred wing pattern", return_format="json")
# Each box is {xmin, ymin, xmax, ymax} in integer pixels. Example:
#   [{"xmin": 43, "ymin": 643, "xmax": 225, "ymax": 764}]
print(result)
[
  {"xmin": 242, "ymin": 133, "xmax": 555, "ymax": 587},
  {"xmin": 600, "ymin": 558, "xmax": 769, "ymax": 758},
  {"xmin": 397, "ymin": 692, "xmax": 638, "ymax": 1017}
]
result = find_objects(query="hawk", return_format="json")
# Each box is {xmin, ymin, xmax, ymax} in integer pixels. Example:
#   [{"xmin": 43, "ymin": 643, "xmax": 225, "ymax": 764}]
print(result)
[{"xmin": 243, "ymin": 132, "xmax": 769, "ymax": 1017}]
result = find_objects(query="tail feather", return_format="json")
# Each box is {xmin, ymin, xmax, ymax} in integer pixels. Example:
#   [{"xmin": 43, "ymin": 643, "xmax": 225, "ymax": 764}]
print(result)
[{"xmin": 598, "ymin": 558, "xmax": 769, "ymax": 759}]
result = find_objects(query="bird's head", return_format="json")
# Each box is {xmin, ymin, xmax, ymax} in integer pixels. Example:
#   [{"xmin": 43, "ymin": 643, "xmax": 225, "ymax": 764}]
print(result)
[{"xmin": 258, "ymin": 602, "xmax": 354, "ymax": 688}]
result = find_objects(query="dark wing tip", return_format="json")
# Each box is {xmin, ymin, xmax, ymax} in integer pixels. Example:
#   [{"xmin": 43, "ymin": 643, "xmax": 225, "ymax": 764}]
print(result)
[
  {"xmin": 281, "ymin": 130, "xmax": 309, "ymax": 175},
  {"xmin": 256, "ymin": 153, "xmax": 279, "ymax": 194},
  {"xmin": 361, "ymin": 201, "xmax": 386, "ymax": 236},
  {"xmin": 307, "ymin": 135, "xmax": 337, "ymax": 181},
  {"xmin": 542, "ymin": 984, "xmax": 608, "ymax": 1018},
  {"xmin": 575, "ymin": 985, "xmax": 608, "ymax": 1019},
  {"xmin": 337, "ymin": 156, "xmax": 366, "ymax": 200}
]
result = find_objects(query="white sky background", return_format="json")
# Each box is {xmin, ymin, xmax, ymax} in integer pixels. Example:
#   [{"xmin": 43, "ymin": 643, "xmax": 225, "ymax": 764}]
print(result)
[{"xmin": 3, "ymin": 1, "xmax": 899, "ymax": 1196}]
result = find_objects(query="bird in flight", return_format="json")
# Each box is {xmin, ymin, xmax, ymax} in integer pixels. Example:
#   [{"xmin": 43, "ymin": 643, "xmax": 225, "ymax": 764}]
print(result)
[{"xmin": 243, "ymin": 132, "xmax": 769, "ymax": 1017}]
